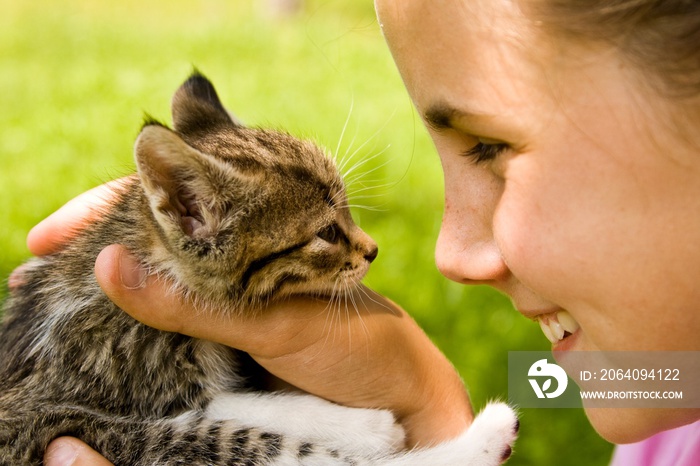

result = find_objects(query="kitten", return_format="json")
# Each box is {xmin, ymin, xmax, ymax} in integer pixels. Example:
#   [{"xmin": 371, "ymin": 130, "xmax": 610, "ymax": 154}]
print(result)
[{"xmin": 0, "ymin": 72, "xmax": 518, "ymax": 465}]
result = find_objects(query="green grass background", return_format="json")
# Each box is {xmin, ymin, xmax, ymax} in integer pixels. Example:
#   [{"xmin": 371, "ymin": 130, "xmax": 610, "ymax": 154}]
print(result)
[{"xmin": 0, "ymin": 1, "xmax": 613, "ymax": 464}]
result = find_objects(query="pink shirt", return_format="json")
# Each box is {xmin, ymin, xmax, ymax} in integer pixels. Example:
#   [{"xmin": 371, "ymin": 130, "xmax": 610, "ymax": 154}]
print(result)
[{"xmin": 610, "ymin": 421, "xmax": 700, "ymax": 466}]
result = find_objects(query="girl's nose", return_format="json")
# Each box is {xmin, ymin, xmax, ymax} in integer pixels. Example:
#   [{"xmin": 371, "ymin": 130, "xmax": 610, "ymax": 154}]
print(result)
[
  {"xmin": 435, "ymin": 170, "xmax": 509, "ymax": 284},
  {"xmin": 435, "ymin": 221, "xmax": 509, "ymax": 284}
]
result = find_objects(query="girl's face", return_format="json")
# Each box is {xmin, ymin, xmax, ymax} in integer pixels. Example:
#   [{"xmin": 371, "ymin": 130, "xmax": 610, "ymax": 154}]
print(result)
[{"xmin": 376, "ymin": 0, "xmax": 700, "ymax": 442}]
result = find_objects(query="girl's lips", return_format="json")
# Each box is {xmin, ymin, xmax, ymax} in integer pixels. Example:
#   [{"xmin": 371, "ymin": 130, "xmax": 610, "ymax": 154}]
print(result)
[{"xmin": 552, "ymin": 327, "xmax": 582, "ymax": 352}]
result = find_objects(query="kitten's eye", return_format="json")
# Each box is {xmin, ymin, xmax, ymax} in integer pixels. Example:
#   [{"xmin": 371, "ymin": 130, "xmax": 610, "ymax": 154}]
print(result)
[
  {"xmin": 317, "ymin": 223, "xmax": 341, "ymax": 244},
  {"xmin": 461, "ymin": 139, "xmax": 509, "ymax": 164}
]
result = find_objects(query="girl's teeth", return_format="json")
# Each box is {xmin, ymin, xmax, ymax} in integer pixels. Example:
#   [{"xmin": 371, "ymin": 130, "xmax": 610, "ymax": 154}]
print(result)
[
  {"xmin": 557, "ymin": 310, "xmax": 580, "ymax": 334},
  {"xmin": 539, "ymin": 319, "xmax": 557, "ymax": 344},
  {"xmin": 550, "ymin": 319, "xmax": 565, "ymax": 340},
  {"xmin": 538, "ymin": 311, "xmax": 580, "ymax": 344}
]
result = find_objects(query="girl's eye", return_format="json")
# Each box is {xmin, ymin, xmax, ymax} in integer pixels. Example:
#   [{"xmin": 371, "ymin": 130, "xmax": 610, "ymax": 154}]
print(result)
[
  {"xmin": 460, "ymin": 140, "xmax": 509, "ymax": 164},
  {"xmin": 317, "ymin": 223, "xmax": 341, "ymax": 244}
]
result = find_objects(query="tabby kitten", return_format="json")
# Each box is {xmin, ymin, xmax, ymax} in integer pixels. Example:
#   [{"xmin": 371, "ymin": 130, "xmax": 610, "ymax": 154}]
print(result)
[{"xmin": 0, "ymin": 73, "xmax": 518, "ymax": 465}]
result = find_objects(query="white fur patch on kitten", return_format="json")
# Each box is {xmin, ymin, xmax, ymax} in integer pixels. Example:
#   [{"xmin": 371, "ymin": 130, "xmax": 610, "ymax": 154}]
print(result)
[
  {"xmin": 207, "ymin": 392, "xmax": 518, "ymax": 465},
  {"xmin": 206, "ymin": 392, "xmax": 405, "ymax": 456}
]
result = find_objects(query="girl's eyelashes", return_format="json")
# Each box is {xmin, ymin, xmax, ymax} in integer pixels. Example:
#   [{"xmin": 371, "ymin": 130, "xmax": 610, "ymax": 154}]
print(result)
[{"xmin": 460, "ymin": 140, "xmax": 509, "ymax": 164}]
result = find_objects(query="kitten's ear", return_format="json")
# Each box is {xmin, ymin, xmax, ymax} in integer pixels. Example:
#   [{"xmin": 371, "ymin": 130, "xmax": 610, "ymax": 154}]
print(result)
[
  {"xmin": 135, "ymin": 124, "xmax": 237, "ymax": 239},
  {"xmin": 171, "ymin": 71, "xmax": 242, "ymax": 134}
]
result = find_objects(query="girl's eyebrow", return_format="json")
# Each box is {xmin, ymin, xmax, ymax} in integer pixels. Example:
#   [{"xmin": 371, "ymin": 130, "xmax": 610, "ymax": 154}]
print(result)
[{"xmin": 423, "ymin": 103, "xmax": 490, "ymax": 132}]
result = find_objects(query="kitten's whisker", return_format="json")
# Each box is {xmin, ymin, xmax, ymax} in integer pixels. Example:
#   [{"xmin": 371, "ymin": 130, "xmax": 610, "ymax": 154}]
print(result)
[
  {"xmin": 338, "ymin": 107, "xmax": 397, "ymax": 177},
  {"xmin": 345, "ymin": 200, "xmax": 388, "ymax": 211},
  {"xmin": 341, "ymin": 143, "xmax": 383, "ymax": 177},
  {"xmin": 340, "ymin": 284, "xmax": 351, "ymax": 351},
  {"xmin": 346, "ymin": 205, "xmax": 388, "ymax": 212},
  {"xmin": 337, "ymin": 126, "xmax": 362, "ymax": 175},
  {"xmin": 345, "ymin": 280, "xmax": 357, "ymax": 352},
  {"xmin": 334, "ymin": 283, "xmax": 348, "ymax": 345},
  {"xmin": 346, "ymin": 200, "xmax": 390, "ymax": 209},
  {"xmin": 347, "ymin": 281, "xmax": 358, "ymax": 313},
  {"xmin": 334, "ymin": 98, "xmax": 355, "ymax": 164},
  {"xmin": 332, "ymin": 283, "xmax": 346, "ymax": 345},
  {"xmin": 352, "ymin": 286, "xmax": 371, "ymax": 341},
  {"xmin": 321, "ymin": 279, "xmax": 344, "ymax": 350},
  {"xmin": 333, "ymin": 283, "xmax": 348, "ymax": 341},
  {"xmin": 340, "ymin": 162, "xmax": 397, "ymax": 213},
  {"xmin": 345, "ymin": 177, "xmax": 396, "ymax": 194},
  {"xmin": 336, "ymin": 107, "xmax": 361, "ymax": 173},
  {"xmin": 357, "ymin": 286, "xmax": 399, "ymax": 315},
  {"xmin": 337, "ymin": 128, "xmax": 363, "ymax": 177},
  {"xmin": 328, "ymin": 187, "xmax": 350, "ymax": 207},
  {"xmin": 344, "ymin": 155, "xmax": 394, "ymax": 186},
  {"xmin": 346, "ymin": 190, "xmax": 392, "ymax": 200},
  {"xmin": 322, "ymin": 279, "xmax": 340, "ymax": 314},
  {"xmin": 342, "ymin": 145, "xmax": 392, "ymax": 181},
  {"xmin": 346, "ymin": 178, "xmax": 389, "ymax": 188},
  {"xmin": 345, "ymin": 175, "xmax": 394, "ymax": 207}
]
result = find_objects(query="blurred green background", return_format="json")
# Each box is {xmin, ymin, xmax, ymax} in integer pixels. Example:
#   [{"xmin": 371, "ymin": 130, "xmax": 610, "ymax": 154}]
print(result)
[{"xmin": 0, "ymin": 1, "xmax": 613, "ymax": 464}]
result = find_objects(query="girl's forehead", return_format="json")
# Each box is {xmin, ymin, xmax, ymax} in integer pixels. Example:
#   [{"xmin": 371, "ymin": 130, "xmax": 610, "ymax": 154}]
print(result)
[
  {"xmin": 378, "ymin": 2, "xmax": 543, "ymax": 79},
  {"xmin": 376, "ymin": 0, "xmax": 534, "ymax": 47},
  {"xmin": 376, "ymin": 0, "xmax": 556, "ymax": 126}
]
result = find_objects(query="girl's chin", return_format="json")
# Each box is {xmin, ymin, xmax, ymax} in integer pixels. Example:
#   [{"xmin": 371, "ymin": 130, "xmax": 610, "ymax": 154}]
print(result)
[{"xmin": 583, "ymin": 407, "xmax": 700, "ymax": 444}]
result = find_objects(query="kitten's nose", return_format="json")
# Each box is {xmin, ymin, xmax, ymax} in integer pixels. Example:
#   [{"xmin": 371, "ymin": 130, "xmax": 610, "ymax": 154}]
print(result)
[{"xmin": 364, "ymin": 245, "xmax": 378, "ymax": 263}]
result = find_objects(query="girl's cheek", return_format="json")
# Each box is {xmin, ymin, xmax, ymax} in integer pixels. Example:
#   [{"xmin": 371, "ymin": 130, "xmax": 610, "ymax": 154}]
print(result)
[
  {"xmin": 495, "ymin": 193, "xmax": 565, "ymax": 295},
  {"xmin": 494, "ymin": 195, "xmax": 539, "ymax": 271}
]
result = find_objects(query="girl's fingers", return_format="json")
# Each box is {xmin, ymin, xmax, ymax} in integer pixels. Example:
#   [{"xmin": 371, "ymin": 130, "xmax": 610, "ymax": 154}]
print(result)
[
  {"xmin": 44, "ymin": 437, "xmax": 114, "ymax": 466},
  {"xmin": 27, "ymin": 179, "xmax": 130, "ymax": 256}
]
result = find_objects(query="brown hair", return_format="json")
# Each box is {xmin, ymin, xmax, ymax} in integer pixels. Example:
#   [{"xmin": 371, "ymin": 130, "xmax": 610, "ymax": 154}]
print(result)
[{"xmin": 526, "ymin": 0, "xmax": 700, "ymax": 98}]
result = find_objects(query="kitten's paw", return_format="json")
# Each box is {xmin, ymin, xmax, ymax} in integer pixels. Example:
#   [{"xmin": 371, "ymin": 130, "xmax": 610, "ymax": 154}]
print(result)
[
  {"xmin": 380, "ymin": 402, "xmax": 518, "ymax": 466},
  {"xmin": 464, "ymin": 402, "xmax": 519, "ymax": 464}
]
